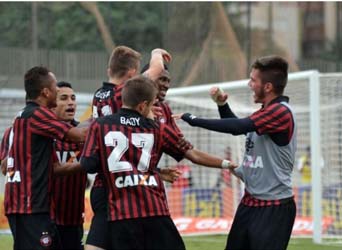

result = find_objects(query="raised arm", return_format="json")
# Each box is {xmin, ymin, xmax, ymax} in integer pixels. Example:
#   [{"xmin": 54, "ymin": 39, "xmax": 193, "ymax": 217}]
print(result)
[
  {"xmin": 210, "ymin": 87, "xmax": 238, "ymax": 119},
  {"xmin": 143, "ymin": 48, "xmax": 172, "ymax": 81}
]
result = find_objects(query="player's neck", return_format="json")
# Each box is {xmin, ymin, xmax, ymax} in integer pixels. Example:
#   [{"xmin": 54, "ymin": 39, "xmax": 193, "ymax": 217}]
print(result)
[
  {"xmin": 263, "ymin": 93, "xmax": 279, "ymax": 108},
  {"xmin": 122, "ymin": 105, "xmax": 142, "ymax": 115},
  {"xmin": 108, "ymin": 76, "xmax": 128, "ymax": 86},
  {"xmin": 31, "ymin": 96, "xmax": 49, "ymax": 108},
  {"xmin": 107, "ymin": 77, "xmax": 120, "ymax": 85}
]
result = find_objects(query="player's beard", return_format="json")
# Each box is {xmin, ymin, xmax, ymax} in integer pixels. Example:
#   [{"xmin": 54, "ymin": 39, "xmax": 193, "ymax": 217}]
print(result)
[{"xmin": 253, "ymin": 87, "xmax": 266, "ymax": 104}]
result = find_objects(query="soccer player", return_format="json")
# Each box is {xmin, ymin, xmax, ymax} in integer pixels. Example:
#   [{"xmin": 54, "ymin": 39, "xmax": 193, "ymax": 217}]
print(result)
[
  {"xmin": 81, "ymin": 75, "xmax": 235, "ymax": 250},
  {"xmin": 177, "ymin": 55, "xmax": 297, "ymax": 250},
  {"xmin": 4, "ymin": 66, "xmax": 87, "ymax": 250},
  {"xmin": 87, "ymin": 46, "xmax": 175, "ymax": 250},
  {"xmin": 52, "ymin": 81, "xmax": 87, "ymax": 250},
  {"xmin": 141, "ymin": 63, "xmax": 182, "ymax": 135}
]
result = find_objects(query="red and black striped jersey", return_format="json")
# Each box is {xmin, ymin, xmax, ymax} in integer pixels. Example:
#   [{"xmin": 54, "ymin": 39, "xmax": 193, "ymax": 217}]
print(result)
[
  {"xmin": 249, "ymin": 96, "xmax": 294, "ymax": 145},
  {"xmin": 155, "ymin": 101, "xmax": 183, "ymax": 137},
  {"xmin": 4, "ymin": 102, "xmax": 71, "ymax": 215},
  {"xmin": 92, "ymin": 82, "xmax": 123, "ymax": 188},
  {"xmin": 52, "ymin": 120, "xmax": 87, "ymax": 226},
  {"xmin": 0, "ymin": 127, "xmax": 11, "ymax": 161},
  {"xmin": 81, "ymin": 108, "xmax": 187, "ymax": 221},
  {"xmin": 92, "ymin": 82, "xmax": 123, "ymax": 119}
]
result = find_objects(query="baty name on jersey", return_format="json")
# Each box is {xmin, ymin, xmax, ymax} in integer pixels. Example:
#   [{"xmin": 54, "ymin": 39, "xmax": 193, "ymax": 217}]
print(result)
[
  {"xmin": 120, "ymin": 116, "xmax": 140, "ymax": 126},
  {"xmin": 115, "ymin": 174, "xmax": 158, "ymax": 188}
]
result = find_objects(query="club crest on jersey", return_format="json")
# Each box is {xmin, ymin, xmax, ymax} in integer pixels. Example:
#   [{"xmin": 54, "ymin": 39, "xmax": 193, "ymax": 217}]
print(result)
[
  {"xmin": 245, "ymin": 138, "xmax": 254, "ymax": 153},
  {"xmin": 40, "ymin": 232, "xmax": 52, "ymax": 247},
  {"xmin": 159, "ymin": 117, "xmax": 166, "ymax": 123},
  {"xmin": 115, "ymin": 174, "xmax": 158, "ymax": 188}
]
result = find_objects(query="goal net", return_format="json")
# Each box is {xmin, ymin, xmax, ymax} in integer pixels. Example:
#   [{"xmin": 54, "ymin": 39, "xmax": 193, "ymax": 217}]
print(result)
[{"xmin": 0, "ymin": 71, "xmax": 341, "ymax": 243}]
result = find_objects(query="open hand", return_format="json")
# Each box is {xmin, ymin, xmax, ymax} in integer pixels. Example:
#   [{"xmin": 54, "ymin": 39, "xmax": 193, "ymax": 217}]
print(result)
[
  {"xmin": 152, "ymin": 105, "xmax": 163, "ymax": 119},
  {"xmin": 160, "ymin": 167, "xmax": 182, "ymax": 183}
]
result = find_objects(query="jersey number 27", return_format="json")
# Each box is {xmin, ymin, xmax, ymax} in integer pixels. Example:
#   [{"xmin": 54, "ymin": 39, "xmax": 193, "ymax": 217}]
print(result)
[{"xmin": 104, "ymin": 131, "xmax": 154, "ymax": 173}]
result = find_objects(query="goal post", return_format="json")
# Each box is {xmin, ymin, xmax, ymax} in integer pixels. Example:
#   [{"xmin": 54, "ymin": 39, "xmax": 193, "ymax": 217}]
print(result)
[{"xmin": 308, "ymin": 71, "xmax": 322, "ymax": 243}]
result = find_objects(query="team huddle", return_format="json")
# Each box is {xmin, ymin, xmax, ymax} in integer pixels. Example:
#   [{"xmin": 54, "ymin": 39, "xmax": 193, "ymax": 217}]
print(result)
[{"xmin": 0, "ymin": 46, "xmax": 297, "ymax": 250}]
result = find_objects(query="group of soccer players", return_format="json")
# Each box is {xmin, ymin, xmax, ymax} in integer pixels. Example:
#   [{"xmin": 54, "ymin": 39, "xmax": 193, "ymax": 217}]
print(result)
[
  {"xmin": 0, "ymin": 46, "xmax": 236, "ymax": 250},
  {"xmin": 0, "ymin": 45, "xmax": 297, "ymax": 250}
]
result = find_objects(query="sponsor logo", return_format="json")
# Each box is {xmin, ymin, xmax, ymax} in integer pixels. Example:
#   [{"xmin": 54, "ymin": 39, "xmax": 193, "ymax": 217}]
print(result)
[
  {"xmin": 56, "ymin": 151, "xmax": 80, "ymax": 163},
  {"xmin": 95, "ymin": 90, "xmax": 111, "ymax": 99},
  {"xmin": 115, "ymin": 174, "xmax": 158, "ymax": 188},
  {"xmin": 6, "ymin": 170, "xmax": 21, "ymax": 183},
  {"xmin": 243, "ymin": 155, "xmax": 264, "ymax": 169}
]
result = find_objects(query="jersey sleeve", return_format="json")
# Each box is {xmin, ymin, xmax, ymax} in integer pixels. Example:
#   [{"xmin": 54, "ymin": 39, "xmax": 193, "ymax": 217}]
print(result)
[
  {"xmin": 249, "ymin": 103, "xmax": 294, "ymax": 135},
  {"xmin": 165, "ymin": 104, "xmax": 183, "ymax": 137},
  {"xmin": 30, "ymin": 107, "xmax": 71, "ymax": 140},
  {"xmin": 0, "ymin": 127, "xmax": 11, "ymax": 160},
  {"xmin": 161, "ymin": 124, "xmax": 190, "ymax": 162},
  {"xmin": 80, "ymin": 121, "xmax": 100, "ymax": 173}
]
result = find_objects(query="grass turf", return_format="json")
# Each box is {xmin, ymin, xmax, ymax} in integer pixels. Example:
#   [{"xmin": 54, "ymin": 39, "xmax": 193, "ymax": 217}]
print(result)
[{"xmin": 0, "ymin": 234, "xmax": 341, "ymax": 249}]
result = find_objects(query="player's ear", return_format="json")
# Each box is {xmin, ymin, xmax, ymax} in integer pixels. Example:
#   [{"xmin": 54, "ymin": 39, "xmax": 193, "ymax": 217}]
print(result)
[
  {"xmin": 127, "ymin": 68, "xmax": 137, "ymax": 78},
  {"xmin": 264, "ymin": 82, "xmax": 273, "ymax": 93},
  {"xmin": 107, "ymin": 68, "xmax": 112, "ymax": 78},
  {"xmin": 41, "ymin": 87, "xmax": 50, "ymax": 98},
  {"xmin": 136, "ymin": 101, "xmax": 146, "ymax": 113}
]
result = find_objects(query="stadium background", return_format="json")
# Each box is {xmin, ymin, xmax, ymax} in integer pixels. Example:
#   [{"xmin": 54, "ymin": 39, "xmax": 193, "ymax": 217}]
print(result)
[{"xmin": 0, "ymin": 1, "xmax": 342, "ymax": 247}]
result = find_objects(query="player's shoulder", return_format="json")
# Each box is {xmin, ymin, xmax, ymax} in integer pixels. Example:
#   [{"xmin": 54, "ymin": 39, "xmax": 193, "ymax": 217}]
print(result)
[
  {"xmin": 261, "ymin": 98, "xmax": 292, "ymax": 114},
  {"xmin": 29, "ymin": 103, "xmax": 56, "ymax": 119}
]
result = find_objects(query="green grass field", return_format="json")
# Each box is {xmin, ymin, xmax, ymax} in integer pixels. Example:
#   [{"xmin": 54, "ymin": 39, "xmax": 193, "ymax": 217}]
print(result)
[{"xmin": 0, "ymin": 234, "xmax": 341, "ymax": 250}]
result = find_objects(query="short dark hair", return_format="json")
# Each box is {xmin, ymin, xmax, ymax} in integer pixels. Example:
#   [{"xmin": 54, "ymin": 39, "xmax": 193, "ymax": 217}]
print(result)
[
  {"xmin": 57, "ymin": 81, "xmax": 73, "ymax": 89},
  {"xmin": 140, "ymin": 63, "xmax": 169, "ymax": 74},
  {"xmin": 24, "ymin": 66, "xmax": 53, "ymax": 99},
  {"xmin": 108, "ymin": 46, "xmax": 141, "ymax": 78},
  {"xmin": 122, "ymin": 75, "xmax": 157, "ymax": 108},
  {"xmin": 252, "ymin": 55, "xmax": 288, "ymax": 95}
]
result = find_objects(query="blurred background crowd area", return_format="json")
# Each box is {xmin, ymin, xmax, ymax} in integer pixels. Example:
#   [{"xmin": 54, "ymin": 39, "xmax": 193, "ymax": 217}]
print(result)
[{"xmin": 0, "ymin": 1, "xmax": 341, "ymax": 91}]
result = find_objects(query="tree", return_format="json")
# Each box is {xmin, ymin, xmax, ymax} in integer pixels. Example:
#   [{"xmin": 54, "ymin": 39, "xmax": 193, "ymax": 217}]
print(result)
[{"xmin": 80, "ymin": 2, "xmax": 114, "ymax": 53}]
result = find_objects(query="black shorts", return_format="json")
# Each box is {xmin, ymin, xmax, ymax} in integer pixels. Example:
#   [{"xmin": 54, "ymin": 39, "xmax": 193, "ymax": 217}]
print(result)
[
  {"xmin": 56, "ymin": 224, "xmax": 84, "ymax": 250},
  {"xmin": 225, "ymin": 198, "xmax": 296, "ymax": 250},
  {"xmin": 7, "ymin": 213, "xmax": 61, "ymax": 250},
  {"xmin": 108, "ymin": 216, "xmax": 185, "ymax": 250},
  {"xmin": 85, "ymin": 186, "xmax": 108, "ymax": 249}
]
